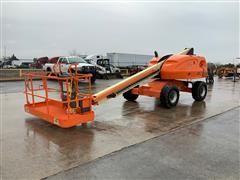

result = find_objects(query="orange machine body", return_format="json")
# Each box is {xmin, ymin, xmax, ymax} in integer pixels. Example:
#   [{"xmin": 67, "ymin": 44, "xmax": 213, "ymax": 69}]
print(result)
[
  {"xmin": 131, "ymin": 54, "xmax": 207, "ymax": 98},
  {"xmin": 149, "ymin": 54, "xmax": 207, "ymax": 79},
  {"xmin": 160, "ymin": 55, "xmax": 207, "ymax": 79},
  {"xmin": 131, "ymin": 79, "xmax": 191, "ymax": 98}
]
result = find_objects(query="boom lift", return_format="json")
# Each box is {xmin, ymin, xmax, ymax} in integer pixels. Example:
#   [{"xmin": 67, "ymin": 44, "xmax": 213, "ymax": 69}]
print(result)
[{"xmin": 24, "ymin": 48, "xmax": 207, "ymax": 128}]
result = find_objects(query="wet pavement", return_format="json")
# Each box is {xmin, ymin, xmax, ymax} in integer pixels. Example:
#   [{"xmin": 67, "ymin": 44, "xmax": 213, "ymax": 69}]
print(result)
[
  {"xmin": 1, "ymin": 78, "xmax": 240, "ymax": 179},
  {"xmin": 46, "ymin": 107, "xmax": 240, "ymax": 180}
]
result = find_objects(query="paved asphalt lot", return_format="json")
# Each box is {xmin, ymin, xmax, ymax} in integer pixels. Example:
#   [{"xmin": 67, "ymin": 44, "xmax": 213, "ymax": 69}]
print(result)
[
  {"xmin": 46, "ymin": 107, "xmax": 240, "ymax": 180},
  {"xmin": 1, "ymin": 78, "xmax": 239, "ymax": 179}
]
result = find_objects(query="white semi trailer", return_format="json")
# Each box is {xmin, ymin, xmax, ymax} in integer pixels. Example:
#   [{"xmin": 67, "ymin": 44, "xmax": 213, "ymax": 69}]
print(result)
[{"xmin": 106, "ymin": 53, "xmax": 153, "ymax": 67}]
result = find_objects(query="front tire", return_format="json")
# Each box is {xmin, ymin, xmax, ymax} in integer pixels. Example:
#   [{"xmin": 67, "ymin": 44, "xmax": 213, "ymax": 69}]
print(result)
[
  {"xmin": 123, "ymin": 88, "xmax": 139, "ymax": 101},
  {"xmin": 160, "ymin": 85, "xmax": 179, "ymax": 108},
  {"xmin": 192, "ymin": 81, "xmax": 207, "ymax": 101}
]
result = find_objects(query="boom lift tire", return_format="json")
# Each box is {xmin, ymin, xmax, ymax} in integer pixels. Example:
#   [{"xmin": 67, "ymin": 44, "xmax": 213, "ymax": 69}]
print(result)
[
  {"xmin": 192, "ymin": 81, "xmax": 207, "ymax": 101},
  {"xmin": 123, "ymin": 88, "xmax": 139, "ymax": 101},
  {"xmin": 160, "ymin": 85, "xmax": 179, "ymax": 108}
]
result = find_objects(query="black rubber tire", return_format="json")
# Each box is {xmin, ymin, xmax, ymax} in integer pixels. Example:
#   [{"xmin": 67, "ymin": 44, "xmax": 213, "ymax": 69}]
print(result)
[
  {"xmin": 160, "ymin": 85, "xmax": 179, "ymax": 108},
  {"xmin": 46, "ymin": 68, "xmax": 52, "ymax": 76},
  {"xmin": 192, "ymin": 81, "xmax": 207, "ymax": 101},
  {"xmin": 123, "ymin": 88, "xmax": 139, "ymax": 101},
  {"xmin": 69, "ymin": 68, "xmax": 75, "ymax": 75}
]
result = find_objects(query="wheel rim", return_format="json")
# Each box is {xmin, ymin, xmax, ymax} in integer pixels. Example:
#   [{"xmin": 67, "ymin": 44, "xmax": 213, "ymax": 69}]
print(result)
[
  {"xmin": 169, "ymin": 90, "xmax": 178, "ymax": 104},
  {"xmin": 199, "ymin": 86, "xmax": 206, "ymax": 97}
]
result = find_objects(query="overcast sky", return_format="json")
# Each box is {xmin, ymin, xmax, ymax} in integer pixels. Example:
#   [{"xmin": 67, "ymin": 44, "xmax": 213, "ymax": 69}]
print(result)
[{"xmin": 1, "ymin": 1, "xmax": 239, "ymax": 63}]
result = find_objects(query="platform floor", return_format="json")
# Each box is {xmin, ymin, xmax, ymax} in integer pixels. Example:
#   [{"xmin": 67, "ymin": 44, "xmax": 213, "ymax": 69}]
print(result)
[{"xmin": 1, "ymin": 78, "xmax": 240, "ymax": 179}]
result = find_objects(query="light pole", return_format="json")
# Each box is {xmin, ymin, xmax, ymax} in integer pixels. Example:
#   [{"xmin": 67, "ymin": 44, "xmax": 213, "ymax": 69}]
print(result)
[{"xmin": 233, "ymin": 57, "xmax": 240, "ymax": 82}]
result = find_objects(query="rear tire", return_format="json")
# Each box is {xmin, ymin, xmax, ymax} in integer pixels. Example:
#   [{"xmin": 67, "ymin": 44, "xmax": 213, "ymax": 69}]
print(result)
[
  {"xmin": 123, "ymin": 88, "xmax": 139, "ymax": 101},
  {"xmin": 192, "ymin": 81, "xmax": 207, "ymax": 101},
  {"xmin": 160, "ymin": 85, "xmax": 179, "ymax": 108}
]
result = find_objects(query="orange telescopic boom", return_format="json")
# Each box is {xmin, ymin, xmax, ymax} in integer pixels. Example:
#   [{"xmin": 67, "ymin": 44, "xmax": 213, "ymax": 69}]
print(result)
[{"xmin": 24, "ymin": 48, "xmax": 208, "ymax": 128}]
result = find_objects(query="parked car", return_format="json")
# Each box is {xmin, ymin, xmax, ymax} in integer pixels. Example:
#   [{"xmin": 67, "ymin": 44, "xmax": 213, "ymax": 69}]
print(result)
[
  {"xmin": 43, "ymin": 56, "xmax": 97, "ymax": 83},
  {"xmin": 19, "ymin": 62, "xmax": 33, "ymax": 69},
  {"xmin": 48, "ymin": 56, "xmax": 59, "ymax": 64},
  {"xmin": 12, "ymin": 60, "xmax": 33, "ymax": 69},
  {"xmin": 2, "ymin": 60, "xmax": 17, "ymax": 69}
]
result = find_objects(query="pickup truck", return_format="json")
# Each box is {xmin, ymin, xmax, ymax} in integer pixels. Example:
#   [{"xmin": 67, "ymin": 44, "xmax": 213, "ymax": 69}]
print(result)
[{"xmin": 43, "ymin": 56, "xmax": 97, "ymax": 83}]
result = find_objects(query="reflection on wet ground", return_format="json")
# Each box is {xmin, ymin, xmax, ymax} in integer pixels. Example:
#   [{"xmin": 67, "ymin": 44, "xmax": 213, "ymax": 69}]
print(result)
[
  {"xmin": 1, "ymin": 78, "xmax": 240, "ymax": 179},
  {"xmin": 121, "ymin": 100, "xmax": 207, "ymax": 133}
]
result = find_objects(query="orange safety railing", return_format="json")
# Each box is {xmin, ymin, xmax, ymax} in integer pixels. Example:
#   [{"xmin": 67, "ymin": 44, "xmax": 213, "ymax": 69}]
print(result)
[{"xmin": 24, "ymin": 71, "xmax": 93, "ymax": 118}]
